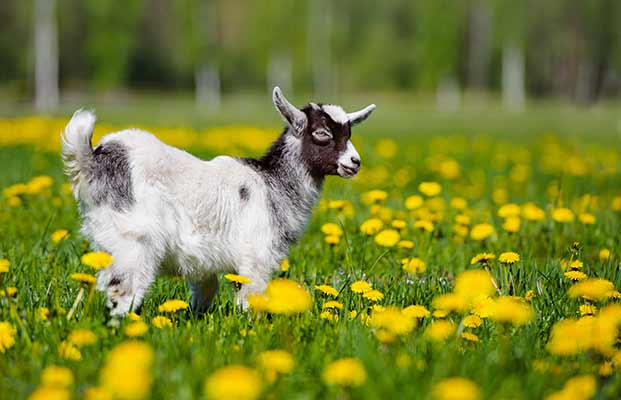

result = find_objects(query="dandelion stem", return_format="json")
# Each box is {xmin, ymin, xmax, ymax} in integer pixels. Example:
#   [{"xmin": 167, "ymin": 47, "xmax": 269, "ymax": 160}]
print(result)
[{"xmin": 67, "ymin": 287, "xmax": 85, "ymax": 321}]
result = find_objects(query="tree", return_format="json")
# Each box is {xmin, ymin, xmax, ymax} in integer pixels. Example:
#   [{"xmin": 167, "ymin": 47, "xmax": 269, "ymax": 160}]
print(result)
[{"xmin": 34, "ymin": 0, "xmax": 59, "ymax": 111}]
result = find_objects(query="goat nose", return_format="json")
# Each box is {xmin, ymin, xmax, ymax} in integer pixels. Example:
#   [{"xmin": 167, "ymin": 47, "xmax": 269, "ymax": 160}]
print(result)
[{"xmin": 351, "ymin": 156, "xmax": 361, "ymax": 166}]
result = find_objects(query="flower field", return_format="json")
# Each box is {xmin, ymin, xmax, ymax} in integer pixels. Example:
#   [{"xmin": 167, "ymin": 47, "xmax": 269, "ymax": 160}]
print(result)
[{"xmin": 1, "ymin": 114, "xmax": 621, "ymax": 400}]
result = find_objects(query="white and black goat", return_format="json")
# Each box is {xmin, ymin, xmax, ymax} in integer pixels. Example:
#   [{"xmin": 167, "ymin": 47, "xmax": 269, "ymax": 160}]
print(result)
[{"xmin": 61, "ymin": 87, "xmax": 375, "ymax": 316}]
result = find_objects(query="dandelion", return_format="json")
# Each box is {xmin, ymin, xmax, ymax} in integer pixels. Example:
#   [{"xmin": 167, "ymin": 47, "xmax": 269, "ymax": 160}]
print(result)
[
  {"xmin": 41, "ymin": 366, "xmax": 74, "ymax": 388},
  {"xmin": 405, "ymin": 195, "xmax": 424, "ymax": 210},
  {"xmin": 502, "ymin": 217, "xmax": 521, "ymax": 233},
  {"xmin": 280, "ymin": 258, "xmax": 290, "ymax": 272},
  {"xmin": 51, "ymin": 229, "xmax": 69, "ymax": 243},
  {"xmin": 28, "ymin": 387, "xmax": 70, "ymax": 400},
  {"xmin": 402, "ymin": 257, "xmax": 426, "ymax": 274},
  {"xmin": 470, "ymin": 223, "xmax": 495, "ymax": 241},
  {"xmin": 314, "ymin": 284, "xmax": 339, "ymax": 297},
  {"xmin": 321, "ymin": 223, "xmax": 343, "ymax": 237},
  {"xmin": 0, "ymin": 321, "xmax": 17, "ymax": 353},
  {"xmin": 498, "ymin": 203, "xmax": 521, "ymax": 218},
  {"xmin": 58, "ymin": 341, "xmax": 81, "ymax": 361},
  {"xmin": 361, "ymin": 190, "xmax": 388, "ymax": 205},
  {"xmin": 324, "ymin": 235, "xmax": 341, "ymax": 245},
  {"xmin": 374, "ymin": 229, "xmax": 400, "ymax": 247},
  {"xmin": 158, "ymin": 299, "xmax": 189, "ymax": 313},
  {"xmin": 579, "ymin": 304, "xmax": 597, "ymax": 316},
  {"xmin": 402, "ymin": 304, "xmax": 430, "ymax": 319},
  {"xmin": 205, "ymin": 365, "xmax": 262, "ymax": 400},
  {"xmin": 425, "ymin": 320, "xmax": 456, "ymax": 342},
  {"xmin": 127, "ymin": 312, "xmax": 141, "ymax": 321},
  {"xmin": 323, "ymin": 300, "xmax": 343, "ymax": 310},
  {"xmin": 37, "ymin": 307, "xmax": 50, "ymax": 320},
  {"xmin": 363, "ymin": 289, "xmax": 384, "ymax": 302},
  {"xmin": 257, "ymin": 350, "xmax": 294, "ymax": 382},
  {"xmin": 413, "ymin": 219, "xmax": 434, "ymax": 232},
  {"xmin": 461, "ymin": 332, "xmax": 479, "ymax": 342},
  {"xmin": 498, "ymin": 251, "xmax": 520, "ymax": 264},
  {"xmin": 370, "ymin": 307, "xmax": 416, "ymax": 336},
  {"xmin": 351, "ymin": 280, "xmax": 373, "ymax": 294},
  {"xmin": 524, "ymin": 290, "xmax": 536, "ymax": 301},
  {"xmin": 578, "ymin": 213, "xmax": 595, "ymax": 225},
  {"xmin": 551, "ymin": 208, "xmax": 574, "ymax": 223},
  {"xmin": 100, "ymin": 341, "xmax": 154, "ymax": 400},
  {"xmin": 432, "ymin": 377, "xmax": 480, "ymax": 400},
  {"xmin": 320, "ymin": 310, "xmax": 338, "ymax": 321},
  {"xmin": 68, "ymin": 329, "xmax": 97, "ymax": 346},
  {"xmin": 546, "ymin": 375, "xmax": 596, "ymax": 400},
  {"xmin": 487, "ymin": 297, "xmax": 533, "ymax": 326},
  {"xmin": 0, "ymin": 258, "xmax": 10, "ymax": 273},
  {"xmin": 125, "ymin": 321, "xmax": 149, "ymax": 337},
  {"xmin": 391, "ymin": 219, "xmax": 406, "ymax": 230},
  {"xmin": 259, "ymin": 279, "xmax": 312, "ymax": 315},
  {"xmin": 564, "ymin": 271, "xmax": 587, "ymax": 281},
  {"xmin": 454, "ymin": 270, "xmax": 496, "ymax": 302},
  {"xmin": 322, "ymin": 358, "xmax": 367, "ymax": 387},
  {"xmin": 470, "ymin": 253, "xmax": 495, "ymax": 265},
  {"xmin": 223, "ymin": 273, "xmax": 251, "ymax": 286},
  {"xmin": 463, "ymin": 315, "xmax": 482, "ymax": 328},
  {"xmin": 5, "ymin": 287, "xmax": 17, "ymax": 297},
  {"xmin": 521, "ymin": 202, "xmax": 545, "ymax": 221},
  {"xmin": 599, "ymin": 249, "xmax": 610, "ymax": 261},
  {"xmin": 70, "ymin": 273, "xmax": 97, "ymax": 285},
  {"xmin": 360, "ymin": 218, "xmax": 384, "ymax": 235},
  {"xmin": 568, "ymin": 278, "xmax": 615, "ymax": 302},
  {"xmin": 398, "ymin": 240, "xmax": 414, "ymax": 249},
  {"xmin": 419, "ymin": 182, "xmax": 442, "ymax": 197},
  {"xmin": 80, "ymin": 252, "xmax": 113, "ymax": 270}
]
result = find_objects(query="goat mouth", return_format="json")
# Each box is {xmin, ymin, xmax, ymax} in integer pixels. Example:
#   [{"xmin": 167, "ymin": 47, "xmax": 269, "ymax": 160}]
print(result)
[{"xmin": 338, "ymin": 164, "xmax": 359, "ymax": 178}]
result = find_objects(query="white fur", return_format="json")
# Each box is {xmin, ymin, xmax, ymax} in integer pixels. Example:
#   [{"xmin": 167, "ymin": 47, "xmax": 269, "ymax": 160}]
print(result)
[
  {"xmin": 61, "ymin": 109, "xmax": 96, "ymax": 201},
  {"xmin": 321, "ymin": 104, "xmax": 349, "ymax": 124},
  {"xmin": 337, "ymin": 140, "xmax": 361, "ymax": 178},
  {"xmin": 64, "ymin": 112, "xmax": 299, "ymax": 315}
]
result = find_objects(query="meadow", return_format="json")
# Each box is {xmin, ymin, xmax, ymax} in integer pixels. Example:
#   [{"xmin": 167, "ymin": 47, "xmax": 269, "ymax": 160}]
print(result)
[{"xmin": 1, "ymin": 97, "xmax": 621, "ymax": 400}]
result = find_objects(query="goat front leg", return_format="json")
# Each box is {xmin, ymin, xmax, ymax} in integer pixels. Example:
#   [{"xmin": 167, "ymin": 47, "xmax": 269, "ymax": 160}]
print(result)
[
  {"xmin": 96, "ymin": 242, "xmax": 158, "ymax": 317},
  {"xmin": 189, "ymin": 274, "xmax": 219, "ymax": 314}
]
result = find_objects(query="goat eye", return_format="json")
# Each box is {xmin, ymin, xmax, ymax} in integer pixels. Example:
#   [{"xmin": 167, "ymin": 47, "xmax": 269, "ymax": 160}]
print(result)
[{"xmin": 312, "ymin": 129, "xmax": 332, "ymax": 145}]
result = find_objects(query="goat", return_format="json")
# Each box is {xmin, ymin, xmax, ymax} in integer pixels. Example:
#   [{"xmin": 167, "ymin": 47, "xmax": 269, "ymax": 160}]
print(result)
[{"xmin": 61, "ymin": 87, "xmax": 375, "ymax": 316}]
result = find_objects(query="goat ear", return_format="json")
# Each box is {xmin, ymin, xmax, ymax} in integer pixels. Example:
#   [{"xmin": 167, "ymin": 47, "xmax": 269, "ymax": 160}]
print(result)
[
  {"xmin": 272, "ymin": 87, "xmax": 307, "ymax": 136},
  {"xmin": 347, "ymin": 104, "xmax": 376, "ymax": 126}
]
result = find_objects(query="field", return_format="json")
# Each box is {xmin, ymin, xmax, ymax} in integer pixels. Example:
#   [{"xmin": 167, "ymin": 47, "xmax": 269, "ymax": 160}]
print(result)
[{"xmin": 1, "ymin": 96, "xmax": 621, "ymax": 400}]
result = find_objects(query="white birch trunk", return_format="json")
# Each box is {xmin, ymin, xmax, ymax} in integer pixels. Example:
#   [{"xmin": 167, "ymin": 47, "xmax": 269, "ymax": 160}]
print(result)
[
  {"xmin": 502, "ymin": 44, "xmax": 525, "ymax": 111},
  {"xmin": 34, "ymin": 0, "xmax": 59, "ymax": 112}
]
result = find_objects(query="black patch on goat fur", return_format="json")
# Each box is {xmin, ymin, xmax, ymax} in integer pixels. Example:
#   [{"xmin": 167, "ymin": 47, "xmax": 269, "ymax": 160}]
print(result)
[
  {"xmin": 108, "ymin": 276, "xmax": 121, "ymax": 286},
  {"xmin": 239, "ymin": 185, "xmax": 250, "ymax": 201},
  {"xmin": 89, "ymin": 141, "xmax": 134, "ymax": 210}
]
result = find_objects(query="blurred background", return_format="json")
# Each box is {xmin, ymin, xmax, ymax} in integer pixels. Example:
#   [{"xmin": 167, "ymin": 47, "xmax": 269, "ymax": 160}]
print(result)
[{"xmin": 0, "ymin": 0, "xmax": 620, "ymax": 135}]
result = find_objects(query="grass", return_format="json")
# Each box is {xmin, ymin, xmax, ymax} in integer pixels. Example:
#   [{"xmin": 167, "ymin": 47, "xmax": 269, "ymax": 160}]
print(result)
[{"xmin": 1, "ymin": 94, "xmax": 621, "ymax": 399}]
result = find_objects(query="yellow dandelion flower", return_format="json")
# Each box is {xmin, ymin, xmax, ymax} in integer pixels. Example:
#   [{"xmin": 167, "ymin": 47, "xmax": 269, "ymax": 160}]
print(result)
[
  {"xmin": 524, "ymin": 290, "xmax": 536, "ymax": 301},
  {"xmin": 470, "ymin": 223, "xmax": 495, "ymax": 241},
  {"xmin": 568, "ymin": 278, "xmax": 615, "ymax": 302},
  {"xmin": 551, "ymin": 208, "xmax": 574, "ymax": 223},
  {"xmin": 419, "ymin": 182, "xmax": 442, "ymax": 197},
  {"xmin": 322, "ymin": 358, "xmax": 367, "ymax": 387},
  {"xmin": 100, "ymin": 341, "xmax": 154, "ymax": 400},
  {"xmin": 124, "ymin": 321, "xmax": 149, "ymax": 337},
  {"xmin": 413, "ymin": 219, "xmax": 434, "ymax": 232},
  {"xmin": 70, "ymin": 273, "xmax": 97, "ymax": 285},
  {"xmin": 470, "ymin": 253, "xmax": 495, "ymax": 265},
  {"xmin": 405, "ymin": 195, "xmax": 424, "ymax": 210},
  {"xmin": 41, "ymin": 365, "xmax": 74, "ymax": 388},
  {"xmin": 451, "ymin": 197, "xmax": 468, "ymax": 210},
  {"xmin": 579, "ymin": 304, "xmax": 597, "ymax": 316},
  {"xmin": 51, "ymin": 229, "xmax": 69, "ymax": 244},
  {"xmin": 360, "ymin": 218, "xmax": 384, "ymax": 235},
  {"xmin": 151, "ymin": 316, "xmax": 172, "ymax": 329},
  {"xmin": 37, "ymin": 307, "xmax": 50, "ymax": 320},
  {"xmin": 314, "ymin": 284, "xmax": 339, "ymax": 297},
  {"xmin": 205, "ymin": 365, "xmax": 262, "ymax": 400},
  {"xmin": 498, "ymin": 251, "xmax": 520, "ymax": 264},
  {"xmin": 578, "ymin": 213, "xmax": 595, "ymax": 225},
  {"xmin": 374, "ymin": 229, "xmax": 400, "ymax": 247},
  {"xmin": 323, "ymin": 300, "xmax": 343, "ymax": 310},
  {"xmin": 321, "ymin": 223, "xmax": 343, "ymax": 237},
  {"xmin": 454, "ymin": 270, "xmax": 496, "ymax": 302},
  {"xmin": 0, "ymin": 322, "xmax": 17, "ymax": 353},
  {"xmin": 224, "ymin": 274, "xmax": 251, "ymax": 285},
  {"xmin": 398, "ymin": 240, "xmax": 414, "ymax": 249},
  {"xmin": 324, "ymin": 235, "xmax": 341, "ymax": 245},
  {"xmin": 564, "ymin": 271, "xmax": 588, "ymax": 282},
  {"xmin": 127, "ymin": 312, "xmax": 141, "ymax": 321},
  {"xmin": 80, "ymin": 252, "xmax": 113, "ymax": 271},
  {"xmin": 27, "ymin": 386, "xmax": 70, "ymax": 400},
  {"xmin": 83, "ymin": 387, "xmax": 109, "ymax": 400},
  {"xmin": 521, "ymin": 202, "xmax": 545, "ymax": 221},
  {"xmin": 58, "ymin": 341, "xmax": 81, "ymax": 361},
  {"xmin": 363, "ymin": 289, "xmax": 384, "ymax": 302},
  {"xmin": 402, "ymin": 304, "xmax": 430, "ymax": 319},
  {"xmin": 351, "ymin": 280, "xmax": 373, "ymax": 294},
  {"xmin": 158, "ymin": 299, "xmax": 189, "ymax": 313},
  {"xmin": 487, "ymin": 297, "xmax": 534, "ymax": 326},
  {"xmin": 546, "ymin": 375, "xmax": 596, "ymax": 400},
  {"xmin": 599, "ymin": 249, "xmax": 610, "ymax": 261},
  {"xmin": 320, "ymin": 310, "xmax": 338, "ymax": 321},
  {"xmin": 432, "ymin": 377, "xmax": 480, "ymax": 400},
  {"xmin": 257, "ymin": 349, "xmax": 294, "ymax": 382},
  {"xmin": 391, "ymin": 219, "xmax": 407, "ymax": 230},
  {"xmin": 463, "ymin": 315, "xmax": 482, "ymax": 328},
  {"xmin": 498, "ymin": 203, "xmax": 521, "ymax": 218},
  {"xmin": 502, "ymin": 216, "xmax": 521, "ymax": 233},
  {"xmin": 370, "ymin": 306, "xmax": 416, "ymax": 336},
  {"xmin": 402, "ymin": 257, "xmax": 426, "ymax": 274},
  {"xmin": 461, "ymin": 332, "xmax": 479, "ymax": 342},
  {"xmin": 68, "ymin": 329, "xmax": 97, "ymax": 346},
  {"xmin": 280, "ymin": 258, "xmax": 290, "ymax": 272},
  {"xmin": 0, "ymin": 259, "xmax": 10, "ymax": 273},
  {"xmin": 425, "ymin": 320, "xmax": 456, "ymax": 342},
  {"xmin": 569, "ymin": 260, "xmax": 583, "ymax": 269},
  {"xmin": 5, "ymin": 287, "xmax": 17, "ymax": 297},
  {"xmin": 361, "ymin": 190, "xmax": 388, "ymax": 205}
]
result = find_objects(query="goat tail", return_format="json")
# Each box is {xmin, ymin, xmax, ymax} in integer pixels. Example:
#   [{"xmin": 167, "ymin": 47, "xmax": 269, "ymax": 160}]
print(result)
[{"xmin": 61, "ymin": 109, "xmax": 96, "ymax": 200}]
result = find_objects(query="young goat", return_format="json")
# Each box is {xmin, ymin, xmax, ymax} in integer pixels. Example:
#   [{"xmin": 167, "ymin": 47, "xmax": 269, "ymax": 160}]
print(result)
[{"xmin": 61, "ymin": 87, "xmax": 375, "ymax": 316}]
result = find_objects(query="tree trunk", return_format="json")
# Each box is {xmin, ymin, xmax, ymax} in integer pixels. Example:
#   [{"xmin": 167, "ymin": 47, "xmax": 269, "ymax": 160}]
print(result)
[
  {"xmin": 267, "ymin": 52, "xmax": 292, "ymax": 96},
  {"xmin": 436, "ymin": 76, "xmax": 461, "ymax": 112},
  {"xmin": 34, "ymin": 0, "xmax": 59, "ymax": 112},
  {"xmin": 308, "ymin": 0, "xmax": 333, "ymax": 97},
  {"xmin": 467, "ymin": 0, "xmax": 491, "ymax": 89},
  {"xmin": 195, "ymin": 0, "xmax": 220, "ymax": 111},
  {"xmin": 195, "ymin": 63, "xmax": 220, "ymax": 111},
  {"xmin": 502, "ymin": 44, "xmax": 525, "ymax": 111}
]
